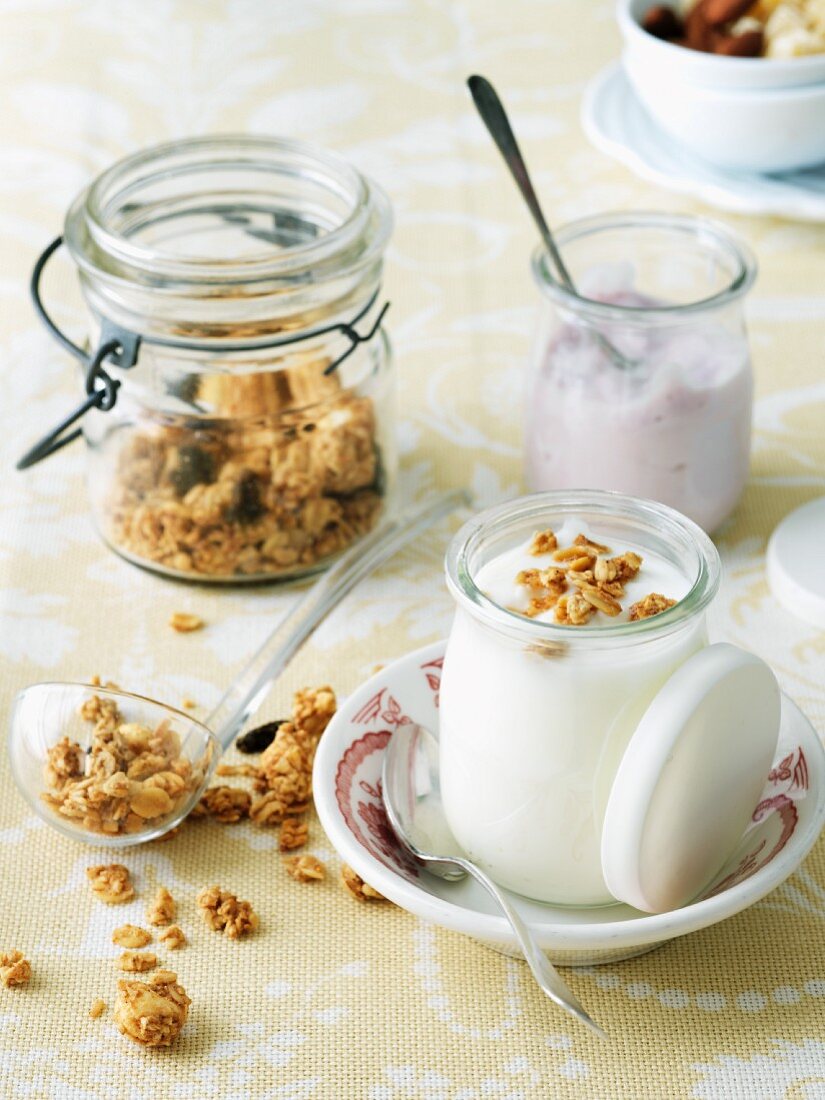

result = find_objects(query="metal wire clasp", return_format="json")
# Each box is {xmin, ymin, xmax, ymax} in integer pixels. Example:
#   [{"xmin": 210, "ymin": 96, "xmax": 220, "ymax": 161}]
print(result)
[
  {"xmin": 18, "ymin": 236, "xmax": 141, "ymax": 470},
  {"xmin": 18, "ymin": 234, "xmax": 391, "ymax": 469},
  {"xmin": 16, "ymin": 341, "xmax": 124, "ymax": 470}
]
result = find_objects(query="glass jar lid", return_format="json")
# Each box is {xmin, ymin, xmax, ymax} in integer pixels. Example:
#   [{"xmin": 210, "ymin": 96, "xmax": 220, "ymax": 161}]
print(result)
[{"xmin": 63, "ymin": 135, "xmax": 393, "ymax": 341}]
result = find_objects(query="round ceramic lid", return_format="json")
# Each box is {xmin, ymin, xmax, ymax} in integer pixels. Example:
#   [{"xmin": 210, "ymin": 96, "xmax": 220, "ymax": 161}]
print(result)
[
  {"xmin": 601, "ymin": 643, "xmax": 781, "ymax": 915},
  {"xmin": 768, "ymin": 497, "xmax": 825, "ymax": 630}
]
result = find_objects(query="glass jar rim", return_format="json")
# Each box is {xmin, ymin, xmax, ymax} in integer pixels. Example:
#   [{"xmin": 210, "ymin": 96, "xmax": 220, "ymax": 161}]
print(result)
[
  {"xmin": 530, "ymin": 211, "xmax": 757, "ymax": 324},
  {"xmin": 65, "ymin": 134, "xmax": 392, "ymax": 290},
  {"xmin": 445, "ymin": 490, "xmax": 721, "ymax": 648}
]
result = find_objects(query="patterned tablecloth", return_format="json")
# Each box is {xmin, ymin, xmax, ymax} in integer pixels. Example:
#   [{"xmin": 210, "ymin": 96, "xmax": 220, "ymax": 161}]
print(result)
[{"xmin": 3, "ymin": 2, "xmax": 825, "ymax": 1097}]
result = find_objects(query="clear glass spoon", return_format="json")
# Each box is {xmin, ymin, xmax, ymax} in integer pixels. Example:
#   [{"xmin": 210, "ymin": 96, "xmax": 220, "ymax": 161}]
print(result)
[
  {"xmin": 382, "ymin": 720, "xmax": 607, "ymax": 1038},
  {"xmin": 8, "ymin": 491, "xmax": 470, "ymax": 847}
]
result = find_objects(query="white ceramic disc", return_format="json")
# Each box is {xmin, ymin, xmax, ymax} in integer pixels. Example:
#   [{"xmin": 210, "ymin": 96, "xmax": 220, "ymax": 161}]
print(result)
[
  {"xmin": 601, "ymin": 644, "xmax": 781, "ymax": 915},
  {"xmin": 768, "ymin": 497, "xmax": 825, "ymax": 630}
]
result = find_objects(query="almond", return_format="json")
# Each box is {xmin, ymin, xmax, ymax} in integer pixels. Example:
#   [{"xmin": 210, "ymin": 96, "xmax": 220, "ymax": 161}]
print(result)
[
  {"xmin": 714, "ymin": 28, "xmax": 763, "ymax": 55},
  {"xmin": 704, "ymin": 0, "xmax": 756, "ymax": 27}
]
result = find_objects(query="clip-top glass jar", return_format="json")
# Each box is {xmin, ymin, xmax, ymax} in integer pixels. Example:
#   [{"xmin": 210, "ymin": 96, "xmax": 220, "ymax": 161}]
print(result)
[
  {"xmin": 439, "ymin": 490, "xmax": 721, "ymax": 907},
  {"xmin": 27, "ymin": 136, "xmax": 396, "ymax": 582},
  {"xmin": 526, "ymin": 213, "xmax": 757, "ymax": 534}
]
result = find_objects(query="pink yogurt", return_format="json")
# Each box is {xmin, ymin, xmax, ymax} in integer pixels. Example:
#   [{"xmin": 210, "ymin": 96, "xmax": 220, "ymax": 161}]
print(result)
[{"xmin": 525, "ymin": 281, "xmax": 753, "ymax": 533}]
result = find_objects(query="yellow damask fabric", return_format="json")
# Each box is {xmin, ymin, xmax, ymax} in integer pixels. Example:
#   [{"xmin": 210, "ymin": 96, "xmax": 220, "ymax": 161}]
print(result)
[{"xmin": 2, "ymin": 2, "xmax": 825, "ymax": 1097}]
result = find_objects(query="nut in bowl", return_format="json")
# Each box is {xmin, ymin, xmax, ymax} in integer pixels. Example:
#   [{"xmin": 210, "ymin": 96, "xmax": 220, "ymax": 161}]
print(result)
[{"xmin": 617, "ymin": 0, "xmax": 825, "ymax": 171}]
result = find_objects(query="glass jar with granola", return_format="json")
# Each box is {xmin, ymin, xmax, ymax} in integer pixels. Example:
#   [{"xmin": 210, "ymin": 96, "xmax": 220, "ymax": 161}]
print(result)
[
  {"xmin": 27, "ymin": 136, "xmax": 396, "ymax": 582},
  {"xmin": 440, "ymin": 490, "xmax": 721, "ymax": 907},
  {"xmin": 525, "ymin": 213, "xmax": 756, "ymax": 534}
]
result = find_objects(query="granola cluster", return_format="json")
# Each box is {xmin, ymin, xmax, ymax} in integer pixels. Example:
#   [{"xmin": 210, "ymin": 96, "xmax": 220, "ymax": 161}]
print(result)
[
  {"xmin": 192, "ymin": 785, "xmax": 251, "ymax": 823},
  {"xmin": 112, "ymin": 925, "xmax": 152, "ymax": 949},
  {"xmin": 105, "ymin": 359, "xmax": 384, "ymax": 579},
  {"xmin": 284, "ymin": 855, "xmax": 325, "ymax": 882},
  {"xmin": 42, "ymin": 686, "xmax": 205, "ymax": 837},
  {"xmin": 0, "ymin": 951, "xmax": 31, "ymax": 989},
  {"xmin": 147, "ymin": 887, "xmax": 176, "ymax": 927},
  {"xmin": 341, "ymin": 864, "xmax": 387, "ymax": 902},
  {"xmin": 114, "ymin": 969, "xmax": 191, "ymax": 1048},
  {"xmin": 117, "ymin": 951, "xmax": 157, "ymax": 973},
  {"xmin": 197, "ymin": 886, "xmax": 259, "ymax": 939},
  {"xmin": 192, "ymin": 686, "xmax": 335, "ymax": 857},
  {"xmin": 514, "ymin": 529, "xmax": 676, "ymax": 627},
  {"xmin": 158, "ymin": 925, "xmax": 186, "ymax": 950},
  {"xmin": 87, "ymin": 864, "xmax": 135, "ymax": 904}
]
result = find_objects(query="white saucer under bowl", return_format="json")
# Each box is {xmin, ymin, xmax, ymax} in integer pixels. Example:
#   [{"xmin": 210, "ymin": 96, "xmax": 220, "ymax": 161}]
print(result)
[
  {"xmin": 313, "ymin": 641, "xmax": 825, "ymax": 967},
  {"xmin": 581, "ymin": 62, "xmax": 825, "ymax": 223}
]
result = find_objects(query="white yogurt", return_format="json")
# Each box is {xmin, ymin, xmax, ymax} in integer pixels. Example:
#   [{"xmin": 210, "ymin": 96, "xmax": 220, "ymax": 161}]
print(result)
[{"xmin": 440, "ymin": 516, "xmax": 709, "ymax": 907}]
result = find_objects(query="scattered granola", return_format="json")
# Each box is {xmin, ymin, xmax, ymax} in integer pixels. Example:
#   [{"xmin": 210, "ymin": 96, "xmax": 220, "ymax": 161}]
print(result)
[
  {"xmin": 169, "ymin": 612, "xmax": 204, "ymax": 633},
  {"xmin": 629, "ymin": 593, "xmax": 678, "ymax": 621},
  {"xmin": 0, "ymin": 951, "xmax": 31, "ymax": 988},
  {"xmin": 89, "ymin": 998, "xmax": 107, "ymax": 1019},
  {"xmin": 197, "ymin": 885, "xmax": 258, "ymax": 939},
  {"xmin": 159, "ymin": 925, "xmax": 187, "ymax": 950},
  {"xmin": 112, "ymin": 925, "xmax": 152, "ymax": 949},
  {"xmin": 252, "ymin": 687, "xmax": 336, "ymax": 826},
  {"xmin": 192, "ymin": 785, "xmax": 251, "ymax": 823},
  {"xmin": 182, "ymin": 697, "xmax": 197, "ymax": 710},
  {"xmin": 114, "ymin": 970, "xmax": 190, "ymax": 1047},
  {"xmin": 42, "ymin": 689, "xmax": 205, "ymax": 837},
  {"xmin": 117, "ymin": 951, "xmax": 157, "ymax": 973},
  {"xmin": 284, "ymin": 854, "xmax": 325, "ymax": 882},
  {"xmin": 341, "ymin": 864, "xmax": 386, "ymax": 902},
  {"xmin": 147, "ymin": 887, "xmax": 176, "ymax": 927},
  {"xmin": 279, "ymin": 818, "xmax": 309, "ymax": 852},
  {"xmin": 215, "ymin": 763, "xmax": 260, "ymax": 778},
  {"xmin": 236, "ymin": 720, "xmax": 285, "ymax": 754},
  {"xmin": 87, "ymin": 864, "xmax": 135, "ymax": 904}
]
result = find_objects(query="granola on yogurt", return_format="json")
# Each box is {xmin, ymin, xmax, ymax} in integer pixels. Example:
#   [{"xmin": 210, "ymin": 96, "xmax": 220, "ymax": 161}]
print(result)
[{"xmin": 508, "ymin": 530, "xmax": 678, "ymax": 627}]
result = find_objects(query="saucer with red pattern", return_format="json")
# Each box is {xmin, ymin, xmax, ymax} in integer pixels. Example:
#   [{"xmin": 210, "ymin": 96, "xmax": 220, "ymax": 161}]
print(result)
[{"xmin": 313, "ymin": 641, "xmax": 825, "ymax": 966}]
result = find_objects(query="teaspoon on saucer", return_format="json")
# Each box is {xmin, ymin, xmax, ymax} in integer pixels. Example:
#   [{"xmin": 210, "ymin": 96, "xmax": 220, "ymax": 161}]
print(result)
[{"xmin": 382, "ymin": 721, "xmax": 606, "ymax": 1038}]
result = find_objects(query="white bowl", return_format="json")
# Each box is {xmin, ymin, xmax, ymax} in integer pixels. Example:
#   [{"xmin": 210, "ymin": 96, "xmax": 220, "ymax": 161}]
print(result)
[
  {"xmin": 617, "ymin": 0, "xmax": 825, "ymax": 172},
  {"xmin": 314, "ymin": 640, "xmax": 825, "ymax": 966}
]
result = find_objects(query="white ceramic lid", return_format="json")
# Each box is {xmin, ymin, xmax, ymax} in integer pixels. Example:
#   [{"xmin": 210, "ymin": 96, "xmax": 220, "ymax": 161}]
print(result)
[
  {"xmin": 601, "ymin": 643, "xmax": 781, "ymax": 915},
  {"xmin": 767, "ymin": 497, "xmax": 825, "ymax": 630}
]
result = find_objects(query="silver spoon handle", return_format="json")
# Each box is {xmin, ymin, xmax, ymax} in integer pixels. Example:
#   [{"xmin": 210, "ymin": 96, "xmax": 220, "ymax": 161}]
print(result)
[
  {"xmin": 468, "ymin": 74, "xmax": 631, "ymax": 374},
  {"xmin": 205, "ymin": 490, "xmax": 470, "ymax": 749},
  {"xmin": 468, "ymin": 74, "xmax": 574, "ymax": 290},
  {"xmin": 459, "ymin": 859, "xmax": 606, "ymax": 1039}
]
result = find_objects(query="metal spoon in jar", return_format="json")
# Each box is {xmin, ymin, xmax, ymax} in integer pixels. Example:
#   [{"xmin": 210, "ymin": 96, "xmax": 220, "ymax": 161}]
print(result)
[
  {"xmin": 8, "ymin": 491, "xmax": 470, "ymax": 848},
  {"xmin": 382, "ymin": 721, "xmax": 607, "ymax": 1038},
  {"xmin": 467, "ymin": 74, "xmax": 633, "ymax": 372}
]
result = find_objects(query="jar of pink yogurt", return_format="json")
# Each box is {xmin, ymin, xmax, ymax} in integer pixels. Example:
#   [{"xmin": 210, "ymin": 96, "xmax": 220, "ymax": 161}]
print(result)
[{"xmin": 526, "ymin": 213, "xmax": 757, "ymax": 533}]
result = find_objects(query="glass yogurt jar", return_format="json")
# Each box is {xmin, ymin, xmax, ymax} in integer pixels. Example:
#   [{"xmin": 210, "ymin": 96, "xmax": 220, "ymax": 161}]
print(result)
[
  {"xmin": 23, "ymin": 136, "xmax": 396, "ymax": 582},
  {"xmin": 439, "ymin": 490, "xmax": 721, "ymax": 908},
  {"xmin": 525, "ymin": 213, "xmax": 756, "ymax": 533}
]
